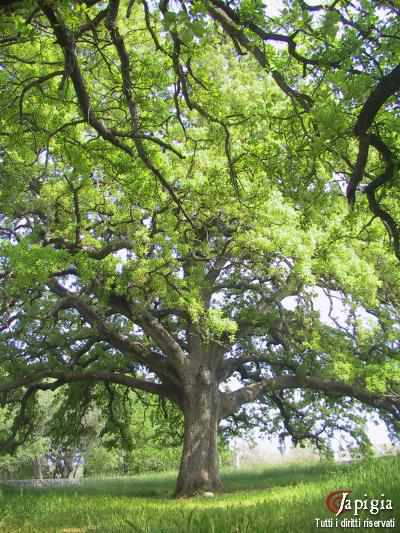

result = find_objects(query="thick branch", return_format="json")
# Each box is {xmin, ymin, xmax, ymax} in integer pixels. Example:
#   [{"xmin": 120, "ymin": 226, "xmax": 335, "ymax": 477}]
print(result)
[
  {"xmin": 354, "ymin": 64, "xmax": 400, "ymax": 137},
  {"xmin": 84, "ymin": 239, "xmax": 134, "ymax": 259},
  {"xmin": 48, "ymin": 280, "xmax": 187, "ymax": 380},
  {"xmin": 221, "ymin": 374, "xmax": 400, "ymax": 420},
  {"xmin": 207, "ymin": 2, "xmax": 313, "ymax": 111},
  {"xmin": 48, "ymin": 283, "xmax": 172, "ymax": 377},
  {"xmin": 0, "ymin": 370, "xmax": 178, "ymax": 402},
  {"xmin": 348, "ymin": 64, "xmax": 400, "ymax": 206},
  {"xmin": 38, "ymin": 1, "xmax": 191, "ymax": 224},
  {"xmin": 38, "ymin": 1, "xmax": 129, "ymax": 148}
]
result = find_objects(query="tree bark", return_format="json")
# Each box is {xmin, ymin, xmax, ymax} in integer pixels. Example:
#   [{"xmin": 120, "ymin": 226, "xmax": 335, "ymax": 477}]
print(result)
[{"xmin": 175, "ymin": 373, "xmax": 221, "ymax": 497}]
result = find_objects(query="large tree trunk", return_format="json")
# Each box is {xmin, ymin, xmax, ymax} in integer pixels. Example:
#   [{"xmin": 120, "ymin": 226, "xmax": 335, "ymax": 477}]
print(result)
[{"xmin": 175, "ymin": 374, "xmax": 221, "ymax": 497}]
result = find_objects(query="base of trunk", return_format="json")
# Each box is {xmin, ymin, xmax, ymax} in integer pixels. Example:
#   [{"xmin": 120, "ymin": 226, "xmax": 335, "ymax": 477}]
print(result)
[
  {"xmin": 174, "ymin": 380, "xmax": 221, "ymax": 497},
  {"xmin": 175, "ymin": 470, "xmax": 222, "ymax": 498}
]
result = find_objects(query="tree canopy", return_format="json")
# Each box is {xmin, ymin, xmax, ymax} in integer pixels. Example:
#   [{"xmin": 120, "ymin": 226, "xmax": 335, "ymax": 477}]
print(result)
[{"xmin": 0, "ymin": 0, "xmax": 400, "ymax": 496}]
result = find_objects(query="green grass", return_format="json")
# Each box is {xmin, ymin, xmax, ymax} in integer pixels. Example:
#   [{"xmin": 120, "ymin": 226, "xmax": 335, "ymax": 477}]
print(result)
[{"xmin": 0, "ymin": 455, "xmax": 399, "ymax": 532}]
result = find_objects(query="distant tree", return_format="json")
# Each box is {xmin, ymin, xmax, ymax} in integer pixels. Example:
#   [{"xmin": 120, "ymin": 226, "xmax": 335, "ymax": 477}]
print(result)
[
  {"xmin": 1, "ymin": 384, "xmax": 184, "ymax": 478},
  {"xmin": 0, "ymin": 439, "xmax": 49, "ymax": 480},
  {"xmin": 1, "ymin": 1, "xmax": 400, "ymax": 497}
]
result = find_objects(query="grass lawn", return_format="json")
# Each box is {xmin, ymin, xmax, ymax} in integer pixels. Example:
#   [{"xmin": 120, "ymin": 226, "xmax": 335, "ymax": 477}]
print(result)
[{"xmin": 0, "ymin": 455, "xmax": 399, "ymax": 532}]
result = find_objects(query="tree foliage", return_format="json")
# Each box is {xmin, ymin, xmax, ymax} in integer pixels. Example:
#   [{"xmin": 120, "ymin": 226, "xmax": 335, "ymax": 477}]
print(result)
[
  {"xmin": 0, "ymin": 386, "xmax": 184, "ymax": 479},
  {"xmin": 0, "ymin": 0, "xmax": 400, "ymax": 495}
]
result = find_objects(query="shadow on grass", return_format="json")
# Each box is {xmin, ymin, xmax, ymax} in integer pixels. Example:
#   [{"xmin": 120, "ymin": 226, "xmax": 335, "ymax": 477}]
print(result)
[
  {"xmin": 1, "ymin": 456, "xmax": 399, "ymax": 532},
  {"xmin": 1, "ymin": 460, "xmax": 353, "ymax": 500},
  {"xmin": 1, "ymin": 472, "xmax": 176, "ymax": 500},
  {"xmin": 219, "ymin": 460, "xmax": 352, "ymax": 493}
]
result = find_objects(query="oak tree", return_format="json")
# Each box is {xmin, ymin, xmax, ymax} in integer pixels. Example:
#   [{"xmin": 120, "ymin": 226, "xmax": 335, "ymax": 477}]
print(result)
[{"xmin": 1, "ymin": 0, "xmax": 400, "ymax": 496}]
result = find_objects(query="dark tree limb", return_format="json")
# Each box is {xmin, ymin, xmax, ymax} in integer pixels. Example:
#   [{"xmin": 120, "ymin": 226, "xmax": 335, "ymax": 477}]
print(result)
[
  {"xmin": 38, "ymin": 0, "xmax": 192, "ymax": 226},
  {"xmin": 221, "ymin": 374, "xmax": 400, "ymax": 421},
  {"xmin": 348, "ymin": 64, "xmax": 400, "ymax": 205},
  {"xmin": 0, "ymin": 370, "xmax": 178, "ymax": 402}
]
